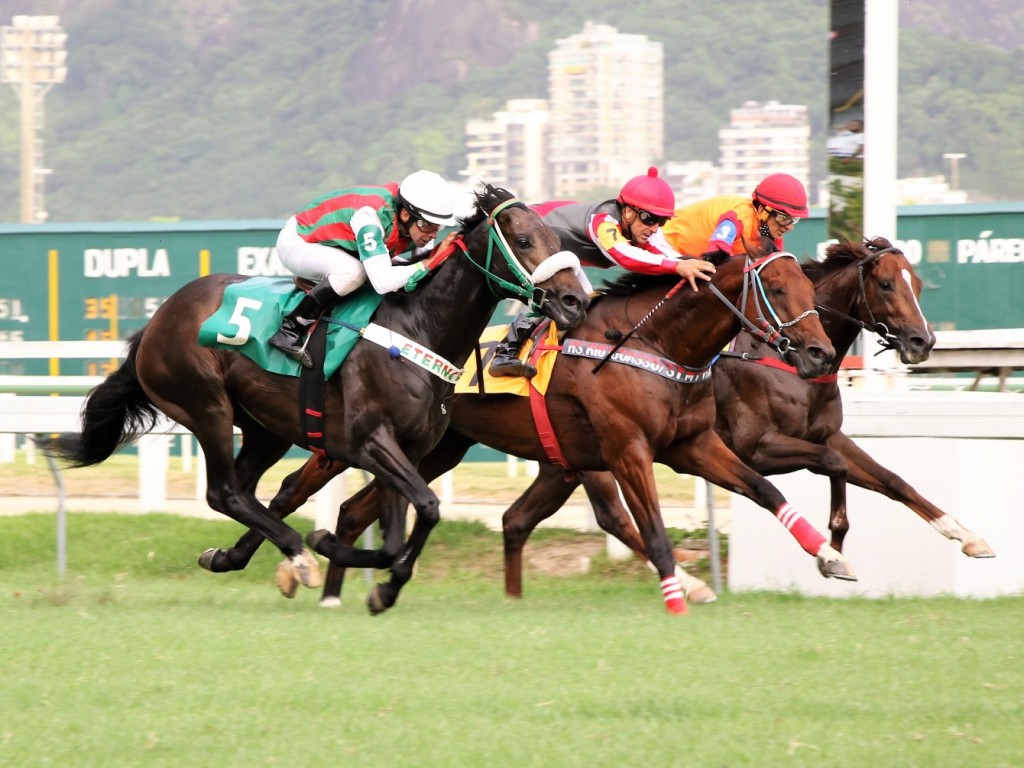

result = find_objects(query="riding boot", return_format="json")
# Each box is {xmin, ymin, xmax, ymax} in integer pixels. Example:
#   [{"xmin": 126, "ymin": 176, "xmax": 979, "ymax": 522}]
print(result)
[
  {"xmin": 488, "ymin": 310, "xmax": 540, "ymax": 379},
  {"xmin": 268, "ymin": 280, "xmax": 342, "ymax": 369}
]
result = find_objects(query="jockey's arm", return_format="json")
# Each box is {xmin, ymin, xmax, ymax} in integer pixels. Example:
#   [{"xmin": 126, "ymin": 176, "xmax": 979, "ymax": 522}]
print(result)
[
  {"xmin": 587, "ymin": 212, "xmax": 680, "ymax": 275},
  {"xmin": 351, "ymin": 206, "xmax": 424, "ymax": 293}
]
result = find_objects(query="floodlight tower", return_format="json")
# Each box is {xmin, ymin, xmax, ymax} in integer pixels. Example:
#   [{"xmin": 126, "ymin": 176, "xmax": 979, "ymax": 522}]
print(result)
[{"xmin": 1, "ymin": 15, "xmax": 68, "ymax": 223}]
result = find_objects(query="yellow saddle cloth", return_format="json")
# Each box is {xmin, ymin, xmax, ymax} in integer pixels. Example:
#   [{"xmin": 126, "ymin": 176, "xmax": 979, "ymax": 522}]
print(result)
[{"xmin": 455, "ymin": 321, "xmax": 561, "ymax": 396}]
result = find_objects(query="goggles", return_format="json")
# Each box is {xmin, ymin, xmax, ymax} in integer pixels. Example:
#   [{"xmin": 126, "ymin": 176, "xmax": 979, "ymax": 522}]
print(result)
[
  {"xmin": 770, "ymin": 210, "xmax": 796, "ymax": 227},
  {"xmin": 633, "ymin": 207, "xmax": 669, "ymax": 227},
  {"xmin": 413, "ymin": 218, "xmax": 441, "ymax": 234}
]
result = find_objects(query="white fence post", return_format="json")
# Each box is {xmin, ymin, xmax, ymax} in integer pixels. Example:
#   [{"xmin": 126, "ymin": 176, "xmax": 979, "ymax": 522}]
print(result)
[{"xmin": 137, "ymin": 433, "xmax": 171, "ymax": 512}]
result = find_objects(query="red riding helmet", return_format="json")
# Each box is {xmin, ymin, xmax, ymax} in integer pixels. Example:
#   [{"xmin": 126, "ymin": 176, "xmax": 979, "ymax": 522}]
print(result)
[
  {"xmin": 618, "ymin": 167, "xmax": 675, "ymax": 217},
  {"xmin": 753, "ymin": 173, "xmax": 809, "ymax": 218}
]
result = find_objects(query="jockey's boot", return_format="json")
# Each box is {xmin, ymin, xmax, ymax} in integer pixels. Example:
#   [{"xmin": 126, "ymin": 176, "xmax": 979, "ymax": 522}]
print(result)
[
  {"xmin": 488, "ymin": 310, "xmax": 540, "ymax": 379},
  {"xmin": 268, "ymin": 280, "xmax": 342, "ymax": 369}
]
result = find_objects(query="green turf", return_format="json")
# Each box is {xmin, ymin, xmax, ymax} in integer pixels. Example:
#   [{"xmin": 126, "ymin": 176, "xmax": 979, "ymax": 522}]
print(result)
[{"xmin": 1, "ymin": 514, "xmax": 1021, "ymax": 767}]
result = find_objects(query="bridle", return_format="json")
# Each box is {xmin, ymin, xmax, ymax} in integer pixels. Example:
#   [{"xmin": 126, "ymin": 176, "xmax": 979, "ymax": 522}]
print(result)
[
  {"xmin": 453, "ymin": 198, "xmax": 579, "ymax": 314},
  {"xmin": 813, "ymin": 245, "xmax": 905, "ymax": 356},
  {"xmin": 706, "ymin": 251, "xmax": 819, "ymax": 357},
  {"xmin": 593, "ymin": 252, "xmax": 815, "ymax": 373}
]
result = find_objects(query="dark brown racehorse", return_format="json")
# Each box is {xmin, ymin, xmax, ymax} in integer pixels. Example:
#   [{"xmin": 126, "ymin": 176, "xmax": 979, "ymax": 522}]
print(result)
[
  {"xmin": 489, "ymin": 237, "xmax": 995, "ymax": 601},
  {"xmin": 41, "ymin": 185, "xmax": 589, "ymax": 596},
  {"xmin": 236, "ymin": 248, "xmax": 842, "ymax": 614}
]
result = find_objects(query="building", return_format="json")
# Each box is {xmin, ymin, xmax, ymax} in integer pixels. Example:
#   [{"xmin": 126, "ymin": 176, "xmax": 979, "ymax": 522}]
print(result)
[
  {"xmin": 663, "ymin": 161, "xmax": 721, "ymax": 207},
  {"xmin": 717, "ymin": 100, "xmax": 810, "ymax": 197},
  {"xmin": 461, "ymin": 99, "xmax": 550, "ymax": 202},
  {"xmin": 545, "ymin": 22, "xmax": 664, "ymax": 198}
]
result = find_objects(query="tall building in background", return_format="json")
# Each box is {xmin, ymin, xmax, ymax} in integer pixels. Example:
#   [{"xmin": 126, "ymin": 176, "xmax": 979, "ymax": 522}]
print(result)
[
  {"xmin": 717, "ymin": 101, "xmax": 810, "ymax": 197},
  {"xmin": 546, "ymin": 22, "xmax": 663, "ymax": 198},
  {"xmin": 462, "ymin": 99, "xmax": 550, "ymax": 202}
]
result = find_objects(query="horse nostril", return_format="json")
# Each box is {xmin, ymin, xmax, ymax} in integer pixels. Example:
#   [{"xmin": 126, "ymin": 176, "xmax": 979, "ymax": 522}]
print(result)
[{"xmin": 909, "ymin": 336, "xmax": 929, "ymax": 352}]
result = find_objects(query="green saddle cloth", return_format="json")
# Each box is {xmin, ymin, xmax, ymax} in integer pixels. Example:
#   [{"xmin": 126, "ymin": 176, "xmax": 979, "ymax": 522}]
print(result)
[{"xmin": 197, "ymin": 277, "xmax": 383, "ymax": 378}]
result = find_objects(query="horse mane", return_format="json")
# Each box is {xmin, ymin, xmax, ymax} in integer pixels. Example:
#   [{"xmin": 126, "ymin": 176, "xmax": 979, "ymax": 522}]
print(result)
[
  {"xmin": 802, "ymin": 236, "xmax": 899, "ymax": 281},
  {"xmin": 458, "ymin": 183, "xmax": 526, "ymax": 233},
  {"xmin": 598, "ymin": 271, "xmax": 677, "ymax": 297}
]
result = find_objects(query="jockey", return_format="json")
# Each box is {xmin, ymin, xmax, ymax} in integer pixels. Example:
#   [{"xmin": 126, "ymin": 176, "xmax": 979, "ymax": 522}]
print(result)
[
  {"xmin": 661, "ymin": 172, "xmax": 809, "ymax": 259},
  {"xmin": 269, "ymin": 169, "xmax": 457, "ymax": 368},
  {"xmin": 488, "ymin": 167, "xmax": 716, "ymax": 379}
]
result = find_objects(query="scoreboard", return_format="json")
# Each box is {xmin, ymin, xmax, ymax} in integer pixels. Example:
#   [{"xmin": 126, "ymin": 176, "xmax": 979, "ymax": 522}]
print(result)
[{"xmin": 0, "ymin": 220, "xmax": 285, "ymax": 374}]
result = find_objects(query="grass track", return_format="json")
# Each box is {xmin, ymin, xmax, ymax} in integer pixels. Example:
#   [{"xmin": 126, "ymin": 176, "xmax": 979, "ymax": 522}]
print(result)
[{"xmin": 1, "ymin": 514, "xmax": 1022, "ymax": 767}]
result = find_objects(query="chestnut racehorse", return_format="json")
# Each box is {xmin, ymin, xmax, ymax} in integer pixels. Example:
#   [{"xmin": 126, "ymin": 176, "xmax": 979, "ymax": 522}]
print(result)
[
  {"xmin": 42, "ymin": 185, "xmax": 589, "ymax": 597},
  {"xmin": 490, "ymin": 237, "xmax": 995, "ymax": 601}
]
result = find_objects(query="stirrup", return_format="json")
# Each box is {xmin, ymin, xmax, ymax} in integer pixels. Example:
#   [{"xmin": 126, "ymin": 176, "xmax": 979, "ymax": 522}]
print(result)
[{"xmin": 489, "ymin": 356, "xmax": 537, "ymax": 379}]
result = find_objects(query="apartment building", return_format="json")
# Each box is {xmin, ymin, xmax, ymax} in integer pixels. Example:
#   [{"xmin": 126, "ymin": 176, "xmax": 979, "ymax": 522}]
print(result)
[
  {"xmin": 717, "ymin": 100, "xmax": 810, "ymax": 197},
  {"xmin": 461, "ymin": 99, "xmax": 550, "ymax": 202},
  {"xmin": 547, "ymin": 22, "xmax": 664, "ymax": 198}
]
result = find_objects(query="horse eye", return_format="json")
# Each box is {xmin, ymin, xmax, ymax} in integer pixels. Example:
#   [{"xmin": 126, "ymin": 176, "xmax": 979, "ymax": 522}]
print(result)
[
  {"xmin": 878, "ymin": 280, "xmax": 893, "ymax": 292},
  {"xmin": 514, "ymin": 236, "xmax": 531, "ymax": 250}
]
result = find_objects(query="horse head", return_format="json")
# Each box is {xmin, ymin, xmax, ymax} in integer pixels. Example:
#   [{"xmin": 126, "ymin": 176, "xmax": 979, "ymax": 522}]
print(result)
[
  {"xmin": 458, "ymin": 185, "xmax": 588, "ymax": 330},
  {"xmin": 738, "ymin": 244, "xmax": 836, "ymax": 379},
  {"xmin": 853, "ymin": 237, "xmax": 935, "ymax": 364}
]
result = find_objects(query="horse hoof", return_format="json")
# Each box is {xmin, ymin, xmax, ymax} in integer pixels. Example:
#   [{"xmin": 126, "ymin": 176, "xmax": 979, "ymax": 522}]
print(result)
[
  {"xmin": 319, "ymin": 596, "xmax": 342, "ymax": 609},
  {"xmin": 962, "ymin": 537, "xmax": 996, "ymax": 558},
  {"xmin": 275, "ymin": 561, "xmax": 300, "ymax": 599},
  {"xmin": 197, "ymin": 548, "xmax": 222, "ymax": 572},
  {"xmin": 818, "ymin": 558, "xmax": 858, "ymax": 581},
  {"xmin": 686, "ymin": 585, "xmax": 718, "ymax": 604},
  {"xmin": 291, "ymin": 550, "xmax": 323, "ymax": 588},
  {"xmin": 367, "ymin": 585, "xmax": 389, "ymax": 616}
]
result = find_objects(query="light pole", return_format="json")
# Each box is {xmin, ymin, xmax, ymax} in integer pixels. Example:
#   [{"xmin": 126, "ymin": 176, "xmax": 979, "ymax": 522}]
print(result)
[
  {"xmin": 943, "ymin": 152, "xmax": 966, "ymax": 192},
  {"xmin": 1, "ymin": 15, "xmax": 67, "ymax": 223}
]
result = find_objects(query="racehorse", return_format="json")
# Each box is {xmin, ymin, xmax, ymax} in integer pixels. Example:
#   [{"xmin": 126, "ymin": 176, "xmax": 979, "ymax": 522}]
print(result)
[
  {"xmin": 41, "ymin": 185, "xmax": 589, "ymax": 596},
  {"xmin": 223, "ymin": 247, "xmax": 842, "ymax": 614},
  {"xmin": 483, "ymin": 237, "xmax": 995, "ymax": 601}
]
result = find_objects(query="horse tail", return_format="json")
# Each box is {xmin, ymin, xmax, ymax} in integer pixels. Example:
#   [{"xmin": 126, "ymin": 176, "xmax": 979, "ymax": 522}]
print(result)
[{"xmin": 43, "ymin": 328, "xmax": 161, "ymax": 468}]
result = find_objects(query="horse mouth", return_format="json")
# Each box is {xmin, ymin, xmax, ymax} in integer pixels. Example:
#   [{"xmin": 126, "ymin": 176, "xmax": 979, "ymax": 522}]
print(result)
[
  {"xmin": 784, "ymin": 342, "xmax": 835, "ymax": 379},
  {"xmin": 894, "ymin": 333, "xmax": 935, "ymax": 366},
  {"xmin": 548, "ymin": 297, "xmax": 589, "ymax": 331}
]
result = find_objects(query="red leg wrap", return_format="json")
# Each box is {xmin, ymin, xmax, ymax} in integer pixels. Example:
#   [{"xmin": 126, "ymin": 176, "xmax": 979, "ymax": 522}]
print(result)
[
  {"xmin": 776, "ymin": 503, "xmax": 826, "ymax": 556},
  {"xmin": 660, "ymin": 575, "xmax": 688, "ymax": 615}
]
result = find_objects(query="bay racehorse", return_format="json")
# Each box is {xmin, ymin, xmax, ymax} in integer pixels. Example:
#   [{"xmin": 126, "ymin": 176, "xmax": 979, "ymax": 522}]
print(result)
[
  {"xmin": 42, "ymin": 185, "xmax": 589, "ymax": 596},
  {"xmin": 227, "ymin": 247, "xmax": 843, "ymax": 614},
  {"xmin": 479, "ymin": 237, "xmax": 996, "ymax": 601}
]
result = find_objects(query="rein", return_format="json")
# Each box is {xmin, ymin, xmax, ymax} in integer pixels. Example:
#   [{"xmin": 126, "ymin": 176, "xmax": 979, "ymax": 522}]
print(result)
[{"xmin": 813, "ymin": 246, "xmax": 903, "ymax": 356}]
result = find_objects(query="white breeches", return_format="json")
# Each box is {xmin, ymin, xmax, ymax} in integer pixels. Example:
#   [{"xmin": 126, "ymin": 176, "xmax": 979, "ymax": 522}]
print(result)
[{"xmin": 276, "ymin": 216, "xmax": 367, "ymax": 296}]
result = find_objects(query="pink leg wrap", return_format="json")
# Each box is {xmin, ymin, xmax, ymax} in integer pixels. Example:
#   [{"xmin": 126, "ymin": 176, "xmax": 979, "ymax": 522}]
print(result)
[
  {"xmin": 776, "ymin": 503, "xmax": 826, "ymax": 556},
  {"xmin": 660, "ymin": 575, "xmax": 687, "ymax": 615}
]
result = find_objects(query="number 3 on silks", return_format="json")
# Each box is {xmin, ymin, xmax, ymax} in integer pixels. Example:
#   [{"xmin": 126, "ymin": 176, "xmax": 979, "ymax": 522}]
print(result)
[{"xmin": 216, "ymin": 297, "xmax": 264, "ymax": 345}]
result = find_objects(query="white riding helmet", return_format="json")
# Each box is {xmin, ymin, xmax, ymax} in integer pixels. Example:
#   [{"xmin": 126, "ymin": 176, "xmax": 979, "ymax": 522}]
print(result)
[{"xmin": 398, "ymin": 170, "xmax": 456, "ymax": 225}]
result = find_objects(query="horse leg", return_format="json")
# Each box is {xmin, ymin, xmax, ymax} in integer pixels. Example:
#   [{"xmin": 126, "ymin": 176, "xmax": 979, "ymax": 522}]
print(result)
[
  {"xmin": 359, "ymin": 429, "xmax": 480, "ymax": 615},
  {"xmin": 199, "ymin": 455, "xmax": 347, "ymax": 575},
  {"xmin": 502, "ymin": 464, "xmax": 580, "ymax": 598},
  {"xmin": 669, "ymin": 431, "xmax": 857, "ymax": 581},
  {"xmin": 730, "ymin": 432, "xmax": 855, "ymax": 554},
  {"xmin": 830, "ymin": 431, "xmax": 996, "ymax": 558},
  {"xmin": 580, "ymin": 471, "xmax": 717, "ymax": 604},
  {"xmin": 605, "ymin": 450, "xmax": 687, "ymax": 614},
  {"xmin": 189, "ymin": 419, "xmax": 322, "ymax": 592},
  {"xmin": 318, "ymin": 482, "xmax": 382, "ymax": 607}
]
